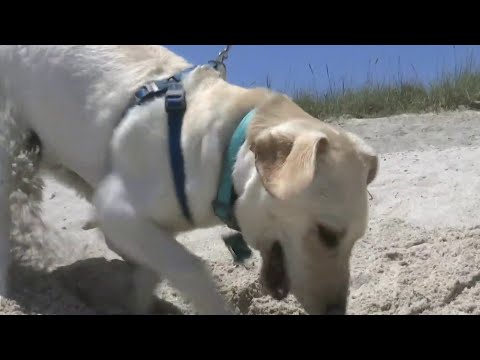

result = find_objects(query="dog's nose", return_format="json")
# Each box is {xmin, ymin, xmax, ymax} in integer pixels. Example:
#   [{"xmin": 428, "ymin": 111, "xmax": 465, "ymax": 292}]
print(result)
[{"xmin": 325, "ymin": 300, "xmax": 347, "ymax": 315}]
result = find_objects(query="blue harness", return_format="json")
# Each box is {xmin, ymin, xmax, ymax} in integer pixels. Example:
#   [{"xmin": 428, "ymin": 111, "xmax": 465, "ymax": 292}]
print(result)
[
  {"xmin": 132, "ymin": 66, "xmax": 196, "ymax": 223},
  {"xmin": 128, "ymin": 63, "xmax": 254, "ymax": 233}
]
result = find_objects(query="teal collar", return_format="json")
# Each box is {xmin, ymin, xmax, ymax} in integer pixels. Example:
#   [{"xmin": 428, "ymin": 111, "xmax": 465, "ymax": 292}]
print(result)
[{"xmin": 212, "ymin": 109, "xmax": 257, "ymax": 231}]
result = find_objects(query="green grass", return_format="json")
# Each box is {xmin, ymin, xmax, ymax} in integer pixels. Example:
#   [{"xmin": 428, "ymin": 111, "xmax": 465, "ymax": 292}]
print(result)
[{"xmin": 291, "ymin": 55, "xmax": 480, "ymax": 120}]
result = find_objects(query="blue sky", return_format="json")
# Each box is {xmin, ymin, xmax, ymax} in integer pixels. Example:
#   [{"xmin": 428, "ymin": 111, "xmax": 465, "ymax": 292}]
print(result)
[{"xmin": 165, "ymin": 45, "xmax": 480, "ymax": 95}]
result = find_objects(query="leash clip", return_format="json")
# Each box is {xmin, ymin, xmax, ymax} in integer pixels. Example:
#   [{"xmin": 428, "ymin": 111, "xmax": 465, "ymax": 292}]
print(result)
[{"xmin": 165, "ymin": 82, "xmax": 186, "ymax": 113}]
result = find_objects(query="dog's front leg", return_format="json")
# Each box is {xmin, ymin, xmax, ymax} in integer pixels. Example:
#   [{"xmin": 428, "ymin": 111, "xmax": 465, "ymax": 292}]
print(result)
[{"xmin": 94, "ymin": 174, "xmax": 232, "ymax": 315}]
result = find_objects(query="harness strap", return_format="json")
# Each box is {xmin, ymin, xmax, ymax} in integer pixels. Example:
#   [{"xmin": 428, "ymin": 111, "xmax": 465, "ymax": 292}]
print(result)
[
  {"xmin": 165, "ymin": 82, "xmax": 192, "ymax": 223},
  {"xmin": 132, "ymin": 67, "xmax": 195, "ymax": 223},
  {"xmin": 212, "ymin": 109, "xmax": 257, "ymax": 231},
  {"xmin": 125, "ymin": 62, "xmax": 254, "ymax": 263},
  {"xmin": 128, "ymin": 63, "xmax": 254, "ymax": 231}
]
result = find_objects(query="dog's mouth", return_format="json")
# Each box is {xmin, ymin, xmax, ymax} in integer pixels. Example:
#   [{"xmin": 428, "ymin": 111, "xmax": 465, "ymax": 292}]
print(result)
[{"xmin": 260, "ymin": 241, "xmax": 290, "ymax": 300}]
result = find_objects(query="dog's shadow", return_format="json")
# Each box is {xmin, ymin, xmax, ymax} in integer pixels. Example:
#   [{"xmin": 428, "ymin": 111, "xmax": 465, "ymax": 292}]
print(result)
[{"xmin": 10, "ymin": 258, "xmax": 184, "ymax": 315}]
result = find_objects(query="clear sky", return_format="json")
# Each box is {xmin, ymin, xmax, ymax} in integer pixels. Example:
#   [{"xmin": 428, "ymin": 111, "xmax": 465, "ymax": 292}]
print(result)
[{"xmin": 165, "ymin": 45, "xmax": 480, "ymax": 95}]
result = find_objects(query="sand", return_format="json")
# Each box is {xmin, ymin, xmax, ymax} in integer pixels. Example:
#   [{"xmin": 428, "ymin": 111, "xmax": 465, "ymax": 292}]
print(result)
[{"xmin": 2, "ymin": 109, "xmax": 480, "ymax": 315}]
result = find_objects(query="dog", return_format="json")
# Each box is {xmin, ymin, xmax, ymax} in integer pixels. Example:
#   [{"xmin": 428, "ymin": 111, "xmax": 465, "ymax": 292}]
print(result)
[{"xmin": 0, "ymin": 45, "xmax": 378, "ymax": 315}]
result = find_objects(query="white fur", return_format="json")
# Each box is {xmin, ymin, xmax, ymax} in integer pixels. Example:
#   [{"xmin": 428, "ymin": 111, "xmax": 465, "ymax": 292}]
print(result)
[{"xmin": 0, "ymin": 45, "xmax": 378, "ymax": 314}]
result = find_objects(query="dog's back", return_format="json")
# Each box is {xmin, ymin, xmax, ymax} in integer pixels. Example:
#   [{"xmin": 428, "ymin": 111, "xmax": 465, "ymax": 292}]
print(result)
[{"xmin": 0, "ymin": 45, "xmax": 192, "ymax": 187}]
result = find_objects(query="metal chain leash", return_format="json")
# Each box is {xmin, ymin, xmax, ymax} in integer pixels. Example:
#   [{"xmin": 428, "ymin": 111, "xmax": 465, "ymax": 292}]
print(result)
[
  {"xmin": 216, "ymin": 45, "xmax": 232, "ymax": 63},
  {"xmin": 210, "ymin": 45, "xmax": 233, "ymax": 80}
]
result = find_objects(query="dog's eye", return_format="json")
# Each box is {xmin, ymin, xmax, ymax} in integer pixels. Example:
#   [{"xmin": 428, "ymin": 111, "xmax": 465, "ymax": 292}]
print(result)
[{"xmin": 317, "ymin": 224, "xmax": 339, "ymax": 249}]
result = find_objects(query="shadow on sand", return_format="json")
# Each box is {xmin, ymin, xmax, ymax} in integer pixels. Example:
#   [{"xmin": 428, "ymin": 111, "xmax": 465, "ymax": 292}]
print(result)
[{"xmin": 9, "ymin": 258, "xmax": 184, "ymax": 315}]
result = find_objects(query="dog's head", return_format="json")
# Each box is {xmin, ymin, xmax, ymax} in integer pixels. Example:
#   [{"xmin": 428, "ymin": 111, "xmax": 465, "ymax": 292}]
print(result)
[{"xmin": 235, "ymin": 94, "xmax": 378, "ymax": 315}]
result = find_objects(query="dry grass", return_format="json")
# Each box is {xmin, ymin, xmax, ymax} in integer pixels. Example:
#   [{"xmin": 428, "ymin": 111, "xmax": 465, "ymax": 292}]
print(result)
[{"xmin": 292, "ymin": 54, "xmax": 480, "ymax": 120}]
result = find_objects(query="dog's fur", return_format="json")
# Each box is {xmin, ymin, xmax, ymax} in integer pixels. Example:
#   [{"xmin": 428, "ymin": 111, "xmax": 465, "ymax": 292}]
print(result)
[{"xmin": 0, "ymin": 45, "xmax": 378, "ymax": 314}]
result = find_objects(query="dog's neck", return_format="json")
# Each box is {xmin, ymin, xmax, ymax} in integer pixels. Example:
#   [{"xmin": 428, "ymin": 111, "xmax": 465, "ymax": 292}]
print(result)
[
  {"xmin": 206, "ymin": 86, "xmax": 282, "ymax": 232},
  {"xmin": 202, "ymin": 84, "xmax": 275, "ymax": 204}
]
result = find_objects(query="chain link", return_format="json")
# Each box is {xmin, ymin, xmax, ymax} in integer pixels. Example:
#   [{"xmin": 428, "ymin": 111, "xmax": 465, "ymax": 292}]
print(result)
[{"xmin": 216, "ymin": 45, "xmax": 232, "ymax": 64}]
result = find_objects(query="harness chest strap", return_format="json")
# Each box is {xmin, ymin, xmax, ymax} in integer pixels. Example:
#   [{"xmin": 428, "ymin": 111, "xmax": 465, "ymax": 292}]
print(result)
[
  {"xmin": 127, "ymin": 64, "xmax": 254, "ymax": 262},
  {"xmin": 131, "ymin": 67, "xmax": 195, "ymax": 223},
  {"xmin": 212, "ymin": 110, "xmax": 256, "ymax": 263},
  {"xmin": 212, "ymin": 109, "xmax": 257, "ymax": 231}
]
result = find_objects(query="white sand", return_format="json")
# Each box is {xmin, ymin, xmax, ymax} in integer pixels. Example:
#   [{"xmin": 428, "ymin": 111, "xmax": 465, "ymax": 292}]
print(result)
[{"xmin": 2, "ymin": 109, "xmax": 480, "ymax": 315}]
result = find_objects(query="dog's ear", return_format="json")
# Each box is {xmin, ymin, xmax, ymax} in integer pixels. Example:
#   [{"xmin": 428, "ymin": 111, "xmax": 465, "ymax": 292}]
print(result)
[
  {"xmin": 250, "ymin": 128, "xmax": 329, "ymax": 200},
  {"xmin": 344, "ymin": 131, "xmax": 379, "ymax": 185},
  {"xmin": 261, "ymin": 241, "xmax": 289, "ymax": 300}
]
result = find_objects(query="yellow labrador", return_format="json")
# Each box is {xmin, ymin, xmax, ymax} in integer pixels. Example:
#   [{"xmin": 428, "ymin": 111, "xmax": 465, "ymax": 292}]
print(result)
[{"xmin": 0, "ymin": 45, "xmax": 378, "ymax": 314}]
